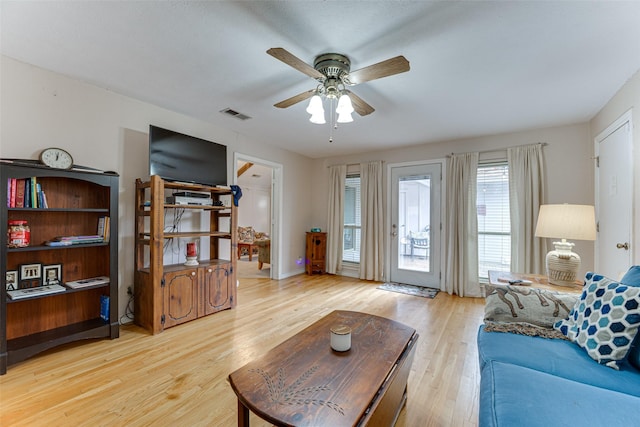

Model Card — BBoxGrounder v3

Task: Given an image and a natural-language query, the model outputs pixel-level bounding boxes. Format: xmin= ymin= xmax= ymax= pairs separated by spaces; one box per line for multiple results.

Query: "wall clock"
xmin=39 ymin=148 xmax=74 ymax=170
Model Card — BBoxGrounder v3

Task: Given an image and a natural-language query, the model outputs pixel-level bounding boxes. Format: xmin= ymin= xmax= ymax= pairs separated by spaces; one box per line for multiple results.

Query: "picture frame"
xmin=43 ymin=264 xmax=63 ymax=286
xmin=19 ymin=263 xmax=42 ymax=289
xmin=6 ymin=270 xmax=18 ymax=291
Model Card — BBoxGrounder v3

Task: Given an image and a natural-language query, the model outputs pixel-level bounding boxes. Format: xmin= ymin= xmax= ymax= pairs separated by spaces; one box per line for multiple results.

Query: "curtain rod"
xmin=449 ymin=141 xmax=548 ymax=157
xmin=447 ymin=142 xmax=548 ymax=158
xmin=326 ymin=162 xmax=379 ymax=168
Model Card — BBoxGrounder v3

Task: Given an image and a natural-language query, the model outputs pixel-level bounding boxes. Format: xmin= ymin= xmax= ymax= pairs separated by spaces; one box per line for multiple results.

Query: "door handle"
xmin=616 ymin=242 xmax=630 ymax=250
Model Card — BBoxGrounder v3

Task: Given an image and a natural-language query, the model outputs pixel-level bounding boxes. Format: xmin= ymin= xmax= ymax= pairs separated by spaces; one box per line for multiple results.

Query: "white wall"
xmin=237 ymin=164 xmax=272 ymax=234
xmin=237 ymin=187 xmax=271 ymax=234
xmin=310 ymin=122 xmax=595 ymax=278
xmin=0 ymin=56 xmax=314 ymax=319
xmin=590 ymin=68 xmax=640 ymax=267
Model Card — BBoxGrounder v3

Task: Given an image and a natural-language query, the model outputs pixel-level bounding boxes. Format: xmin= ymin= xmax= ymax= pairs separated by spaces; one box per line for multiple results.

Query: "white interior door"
xmin=595 ymin=112 xmax=633 ymax=280
xmin=390 ymin=163 xmax=441 ymax=287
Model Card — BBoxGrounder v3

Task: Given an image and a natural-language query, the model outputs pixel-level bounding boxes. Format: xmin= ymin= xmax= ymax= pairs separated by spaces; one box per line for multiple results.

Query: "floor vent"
xmin=220 ymin=108 xmax=252 ymax=120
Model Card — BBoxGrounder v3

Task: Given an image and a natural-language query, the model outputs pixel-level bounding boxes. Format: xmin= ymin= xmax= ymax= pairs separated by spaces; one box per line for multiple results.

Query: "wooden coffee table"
xmin=228 ymin=310 xmax=418 ymax=426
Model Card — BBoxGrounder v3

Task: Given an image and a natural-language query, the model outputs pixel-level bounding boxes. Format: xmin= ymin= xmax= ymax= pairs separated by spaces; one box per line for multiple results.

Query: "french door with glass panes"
xmin=390 ymin=163 xmax=441 ymax=287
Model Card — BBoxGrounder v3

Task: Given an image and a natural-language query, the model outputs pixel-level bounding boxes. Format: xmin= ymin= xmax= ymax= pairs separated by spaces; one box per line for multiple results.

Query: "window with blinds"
xmin=343 ymin=174 xmax=361 ymax=263
xmin=477 ymin=163 xmax=510 ymax=279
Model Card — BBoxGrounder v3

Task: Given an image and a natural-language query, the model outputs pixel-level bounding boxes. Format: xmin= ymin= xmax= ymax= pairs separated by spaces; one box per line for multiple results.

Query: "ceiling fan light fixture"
xmin=337 ymin=111 xmax=354 ymax=123
xmin=309 ymin=110 xmax=326 ymax=124
xmin=336 ymin=93 xmax=354 ymax=114
xmin=306 ymin=94 xmax=324 ymax=115
xmin=268 ymin=48 xmax=409 ymax=139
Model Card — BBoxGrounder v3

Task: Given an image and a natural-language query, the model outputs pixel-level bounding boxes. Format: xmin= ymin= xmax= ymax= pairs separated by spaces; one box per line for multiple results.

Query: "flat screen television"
xmin=149 ymin=125 xmax=228 ymax=187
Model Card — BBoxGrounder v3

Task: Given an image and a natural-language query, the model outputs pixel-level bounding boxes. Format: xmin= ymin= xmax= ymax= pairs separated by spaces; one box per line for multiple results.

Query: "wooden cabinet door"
xmin=202 ymin=263 xmax=231 ymax=316
xmin=306 ymin=232 xmax=327 ymax=274
xmin=311 ymin=233 xmax=326 ymax=261
xmin=162 ymin=269 xmax=199 ymax=329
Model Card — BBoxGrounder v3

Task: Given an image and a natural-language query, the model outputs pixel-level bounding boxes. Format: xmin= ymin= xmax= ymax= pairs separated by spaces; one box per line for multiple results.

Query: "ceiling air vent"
xmin=220 ymin=108 xmax=252 ymax=121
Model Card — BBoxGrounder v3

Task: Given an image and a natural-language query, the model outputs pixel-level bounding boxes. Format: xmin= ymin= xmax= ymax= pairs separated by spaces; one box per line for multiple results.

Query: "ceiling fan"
xmin=267 ymin=47 xmax=410 ymax=118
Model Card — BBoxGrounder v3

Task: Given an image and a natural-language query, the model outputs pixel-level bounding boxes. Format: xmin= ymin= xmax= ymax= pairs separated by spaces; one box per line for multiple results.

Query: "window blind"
xmin=343 ymin=175 xmax=361 ymax=263
xmin=477 ymin=163 xmax=510 ymax=278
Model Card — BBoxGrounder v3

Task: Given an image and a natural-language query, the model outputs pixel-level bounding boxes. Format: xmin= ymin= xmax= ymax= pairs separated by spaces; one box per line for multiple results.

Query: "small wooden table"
xmin=228 ymin=310 xmax=418 ymax=426
xmin=488 ymin=270 xmax=583 ymax=294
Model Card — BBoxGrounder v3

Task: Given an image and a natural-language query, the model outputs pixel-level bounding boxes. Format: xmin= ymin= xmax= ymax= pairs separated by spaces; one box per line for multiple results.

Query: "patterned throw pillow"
xmin=237 ymin=226 xmax=254 ymax=243
xmin=484 ymin=284 xmax=578 ymax=338
xmin=554 ymin=272 xmax=640 ymax=370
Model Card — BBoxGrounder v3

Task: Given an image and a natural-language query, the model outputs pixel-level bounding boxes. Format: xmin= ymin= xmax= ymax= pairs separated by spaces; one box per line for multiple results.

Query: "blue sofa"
xmin=478 ymin=269 xmax=640 ymax=427
xmin=477 ymin=327 xmax=640 ymax=426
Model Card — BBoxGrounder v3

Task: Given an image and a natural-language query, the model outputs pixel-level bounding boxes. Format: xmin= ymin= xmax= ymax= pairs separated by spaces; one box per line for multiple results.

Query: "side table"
xmin=487 ymin=270 xmax=583 ymax=294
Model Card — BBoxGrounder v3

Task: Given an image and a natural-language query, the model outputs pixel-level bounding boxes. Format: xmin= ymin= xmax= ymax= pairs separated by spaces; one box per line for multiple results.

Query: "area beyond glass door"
xmin=390 ymin=163 xmax=441 ymax=287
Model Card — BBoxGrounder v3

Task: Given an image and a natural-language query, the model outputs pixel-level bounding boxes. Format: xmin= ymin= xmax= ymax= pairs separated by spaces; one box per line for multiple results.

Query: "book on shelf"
xmin=45 ymin=240 xmax=73 ymax=247
xmin=31 ymin=176 xmax=37 ymax=208
xmin=24 ymin=178 xmax=30 ymax=207
xmin=7 ymin=284 xmax=66 ymax=300
xmin=40 ymin=190 xmax=49 ymax=208
xmin=97 ymin=216 xmax=105 ymax=236
xmin=15 ymin=178 xmax=25 ymax=208
xmin=65 ymin=276 xmax=110 ymax=289
xmin=7 ymin=177 xmax=47 ymax=208
xmin=97 ymin=216 xmax=110 ymax=241
xmin=36 ymin=183 xmax=44 ymax=208
xmin=100 ymin=295 xmax=110 ymax=322
xmin=7 ymin=177 xmax=19 ymax=207
xmin=46 ymin=235 xmax=105 ymax=245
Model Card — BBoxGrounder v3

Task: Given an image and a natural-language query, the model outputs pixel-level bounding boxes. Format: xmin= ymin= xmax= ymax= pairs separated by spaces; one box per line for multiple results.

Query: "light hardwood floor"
xmin=0 ymin=274 xmax=485 ymax=427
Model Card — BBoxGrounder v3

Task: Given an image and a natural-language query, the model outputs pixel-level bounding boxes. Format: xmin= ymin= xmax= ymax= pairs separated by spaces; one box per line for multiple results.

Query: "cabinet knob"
xmin=208 ymin=268 xmax=212 ymax=273
xmin=191 ymin=271 xmax=196 ymax=276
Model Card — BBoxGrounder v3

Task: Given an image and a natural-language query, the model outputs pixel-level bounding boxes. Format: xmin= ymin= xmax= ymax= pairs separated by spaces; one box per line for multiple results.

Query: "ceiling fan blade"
xmin=267 ymin=48 xmax=324 ymax=80
xmin=347 ymin=56 xmax=410 ymax=85
xmin=274 ymin=89 xmax=316 ymax=109
xmin=344 ymin=90 xmax=375 ymax=116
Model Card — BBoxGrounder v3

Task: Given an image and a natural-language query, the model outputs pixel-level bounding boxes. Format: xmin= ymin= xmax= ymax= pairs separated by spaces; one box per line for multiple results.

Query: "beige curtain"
xmin=444 ymin=152 xmax=481 ymax=297
xmin=359 ymin=161 xmax=384 ymax=281
xmin=326 ymin=165 xmax=346 ymax=274
xmin=508 ymin=143 xmax=547 ymax=274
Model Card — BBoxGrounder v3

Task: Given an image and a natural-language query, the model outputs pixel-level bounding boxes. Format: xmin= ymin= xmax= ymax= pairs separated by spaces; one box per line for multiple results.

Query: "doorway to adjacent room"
xmin=234 ymin=153 xmax=282 ymax=280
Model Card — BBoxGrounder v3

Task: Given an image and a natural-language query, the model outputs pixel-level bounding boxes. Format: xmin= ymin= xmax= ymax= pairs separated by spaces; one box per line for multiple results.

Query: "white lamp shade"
xmin=309 ymin=110 xmax=326 ymax=124
xmin=535 ymin=204 xmax=596 ymax=241
xmin=306 ymin=95 xmax=324 ymax=115
xmin=337 ymin=112 xmax=353 ymax=123
xmin=336 ymin=94 xmax=354 ymax=114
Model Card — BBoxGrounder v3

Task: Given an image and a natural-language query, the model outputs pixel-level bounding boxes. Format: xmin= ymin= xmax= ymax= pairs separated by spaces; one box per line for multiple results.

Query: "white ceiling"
xmin=237 ymin=162 xmax=272 ymax=189
xmin=3 ymin=1 xmax=640 ymax=159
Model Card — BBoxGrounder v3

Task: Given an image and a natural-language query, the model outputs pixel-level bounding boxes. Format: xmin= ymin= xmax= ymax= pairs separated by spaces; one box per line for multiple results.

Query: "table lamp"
xmin=534 ymin=204 xmax=596 ymax=286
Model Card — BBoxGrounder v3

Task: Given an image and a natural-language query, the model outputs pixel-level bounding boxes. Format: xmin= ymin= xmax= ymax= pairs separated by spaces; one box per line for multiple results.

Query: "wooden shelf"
xmin=1 ymin=164 xmax=119 ymax=374
xmin=7 ymin=242 xmax=110 ymax=253
xmin=133 ymin=175 xmax=238 ymax=334
xmin=6 ymin=282 xmax=110 ymax=303
xmin=139 ymin=231 xmax=231 ymax=239
xmin=7 ymin=318 xmax=113 ymax=366
xmin=8 ymin=207 xmax=110 ymax=213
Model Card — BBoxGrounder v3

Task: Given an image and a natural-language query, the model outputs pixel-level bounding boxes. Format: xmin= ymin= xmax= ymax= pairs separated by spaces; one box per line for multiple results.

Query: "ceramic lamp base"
xmin=546 ymin=240 xmax=580 ymax=286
